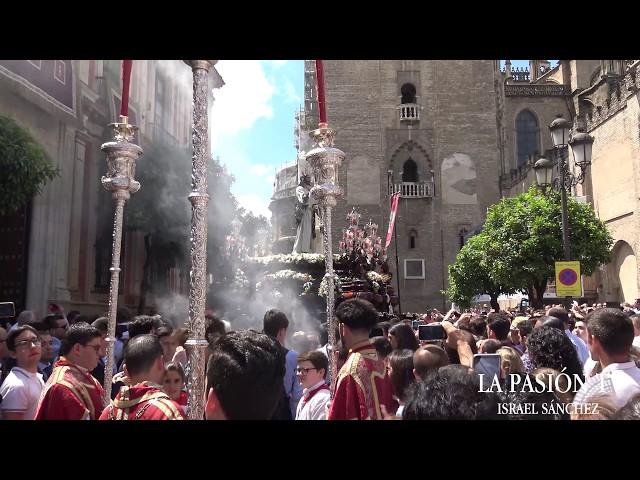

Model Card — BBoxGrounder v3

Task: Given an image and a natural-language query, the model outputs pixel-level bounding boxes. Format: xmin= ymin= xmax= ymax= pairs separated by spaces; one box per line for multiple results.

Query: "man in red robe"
xmin=35 ymin=323 xmax=106 ymax=420
xmin=328 ymin=299 xmax=397 ymax=420
xmin=100 ymin=335 xmax=185 ymax=420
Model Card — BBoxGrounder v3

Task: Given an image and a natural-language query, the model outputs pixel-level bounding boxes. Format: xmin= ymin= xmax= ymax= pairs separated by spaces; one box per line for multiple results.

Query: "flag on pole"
xmin=385 ymin=192 xmax=400 ymax=249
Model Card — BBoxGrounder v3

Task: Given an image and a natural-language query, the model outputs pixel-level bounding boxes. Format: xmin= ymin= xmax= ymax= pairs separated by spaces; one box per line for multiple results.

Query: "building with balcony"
xmin=292 ymin=60 xmax=501 ymax=311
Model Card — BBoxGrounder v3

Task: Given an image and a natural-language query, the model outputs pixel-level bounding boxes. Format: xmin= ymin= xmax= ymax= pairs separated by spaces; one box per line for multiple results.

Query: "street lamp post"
xmin=549 ymin=117 xmax=572 ymax=269
xmin=534 ymin=115 xmax=594 ymax=307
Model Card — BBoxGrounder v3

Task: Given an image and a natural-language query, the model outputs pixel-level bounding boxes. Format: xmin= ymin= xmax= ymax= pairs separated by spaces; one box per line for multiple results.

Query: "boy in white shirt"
xmin=0 ymin=325 xmax=45 ymax=420
xmin=295 ymin=350 xmax=330 ymax=420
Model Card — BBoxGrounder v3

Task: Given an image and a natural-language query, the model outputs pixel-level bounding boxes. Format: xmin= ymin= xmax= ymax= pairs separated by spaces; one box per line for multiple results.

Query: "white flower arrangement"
xmin=247 ymin=253 xmax=340 ymax=267
xmin=318 ymin=275 xmax=342 ymax=299
xmin=264 ymin=269 xmax=313 ymax=283
xmin=366 ymin=270 xmax=392 ymax=284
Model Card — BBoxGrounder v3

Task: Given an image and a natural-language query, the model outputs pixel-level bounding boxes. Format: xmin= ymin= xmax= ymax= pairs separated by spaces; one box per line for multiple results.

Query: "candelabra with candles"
xmin=339 ymin=208 xmax=385 ymax=263
xmin=305 ymin=60 xmax=345 ymax=396
xmin=100 ymin=60 xmax=142 ymax=403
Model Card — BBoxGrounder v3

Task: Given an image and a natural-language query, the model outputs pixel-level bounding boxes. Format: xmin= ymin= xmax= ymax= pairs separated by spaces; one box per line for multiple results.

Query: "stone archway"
xmin=607 ymin=241 xmax=638 ymax=303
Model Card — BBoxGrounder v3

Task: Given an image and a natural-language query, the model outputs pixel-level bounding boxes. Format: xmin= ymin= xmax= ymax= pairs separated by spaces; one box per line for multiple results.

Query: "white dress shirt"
xmin=295 ymin=380 xmax=330 ymax=420
xmin=574 ymin=361 xmax=640 ymax=408
xmin=0 ymin=367 xmax=45 ymax=420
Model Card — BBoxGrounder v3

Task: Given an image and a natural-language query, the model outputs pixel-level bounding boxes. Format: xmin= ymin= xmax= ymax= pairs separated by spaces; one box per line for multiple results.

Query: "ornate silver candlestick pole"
xmin=306 ymin=124 xmax=345 ymax=395
xmin=184 ymin=60 xmax=215 ymax=419
xmin=100 ymin=117 xmax=142 ymax=403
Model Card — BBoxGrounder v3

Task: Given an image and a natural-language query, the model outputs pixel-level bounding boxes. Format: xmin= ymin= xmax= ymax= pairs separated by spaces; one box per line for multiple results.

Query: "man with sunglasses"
xmin=43 ymin=313 xmax=69 ymax=359
xmin=0 ymin=325 xmax=45 ymax=420
xmin=35 ymin=322 xmax=106 ymax=420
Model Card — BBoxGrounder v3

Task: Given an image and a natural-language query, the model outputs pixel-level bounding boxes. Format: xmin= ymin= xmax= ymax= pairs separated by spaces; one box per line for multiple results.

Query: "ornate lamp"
xmin=549 ymin=115 xmax=571 ymax=148
xmin=305 ymin=60 xmax=345 ymax=395
xmin=101 ymin=60 xmax=142 ymax=403
xmin=534 ymin=156 xmax=554 ymax=187
xmin=569 ymin=130 xmax=594 ymax=169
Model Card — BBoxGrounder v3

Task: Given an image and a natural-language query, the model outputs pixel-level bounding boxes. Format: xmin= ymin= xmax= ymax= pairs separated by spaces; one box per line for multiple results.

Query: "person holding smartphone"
xmin=441 ymin=319 xmax=476 ymax=369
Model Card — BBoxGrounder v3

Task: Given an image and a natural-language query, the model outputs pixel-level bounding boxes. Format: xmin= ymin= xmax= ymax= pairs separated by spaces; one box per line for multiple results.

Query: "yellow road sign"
xmin=555 ymin=261 xmax=582 ymax=297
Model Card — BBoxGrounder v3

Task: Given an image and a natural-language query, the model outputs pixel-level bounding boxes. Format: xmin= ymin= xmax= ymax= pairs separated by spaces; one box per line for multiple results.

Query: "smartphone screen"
xmin=473 ymin=354 xmax=502 ymax=380
xmin=418 ymin=324 xmax=446 ymax=341
xmin=412 ymin=320 xmax=421 ymax=330
xmin=0 ymin=302 xmax=16 ymax=318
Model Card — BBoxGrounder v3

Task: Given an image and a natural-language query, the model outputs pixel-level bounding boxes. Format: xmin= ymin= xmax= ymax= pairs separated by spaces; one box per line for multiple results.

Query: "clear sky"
xmin=211 ymin=60 xmax=557 ymax=219
xmin=211 ymin=60 xmax=304 ymax=219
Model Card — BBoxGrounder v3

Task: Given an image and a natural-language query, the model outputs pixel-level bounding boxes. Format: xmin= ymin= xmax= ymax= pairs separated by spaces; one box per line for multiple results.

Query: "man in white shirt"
xmin=574 ymin=308 xmax=640 ymax=408
xmin=295 ymin=350 xmax=330 ymax=420
xmin=548 ymin=307 xmax=589 ymax=365
xmin=0 ymin=325 xmax=45 ymax=420
xmin=630 ymin=314 xmax=640 ymax=349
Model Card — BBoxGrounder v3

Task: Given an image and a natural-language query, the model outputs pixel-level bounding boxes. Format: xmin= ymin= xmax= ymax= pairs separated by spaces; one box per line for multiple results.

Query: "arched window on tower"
xmin=409 ymin=230 xmax=417 ymax=250
xmin=402 ymin=158 xmax=418 ymax=183
xmin=516 ymin=110 xmax=539 ymax=167
xmin=401 ymin=83 xmax=417 ymax=104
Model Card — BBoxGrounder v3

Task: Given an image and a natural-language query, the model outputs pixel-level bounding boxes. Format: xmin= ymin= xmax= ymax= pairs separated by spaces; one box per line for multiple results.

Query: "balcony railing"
xmin=397 ymin=103 xmax=421 ymax=123
xmin=510 ymin=68 xmax=530 ymax=82
xmin=505 ymin=84 xmax=566 ymax=97
xmin=388 ymin=182 xmax=434 ymax=198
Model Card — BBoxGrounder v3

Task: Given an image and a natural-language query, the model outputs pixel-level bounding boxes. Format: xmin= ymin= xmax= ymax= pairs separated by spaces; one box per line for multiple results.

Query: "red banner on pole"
xmin=385 ymin=192 xmax=400 ymax=249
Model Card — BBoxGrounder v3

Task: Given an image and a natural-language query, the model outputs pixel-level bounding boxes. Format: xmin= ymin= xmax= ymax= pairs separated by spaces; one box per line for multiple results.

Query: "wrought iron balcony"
xmin=397 ymin=103 xmax=421 ymax=123
xmin=388 ymin=181 xmax=434 ymax=198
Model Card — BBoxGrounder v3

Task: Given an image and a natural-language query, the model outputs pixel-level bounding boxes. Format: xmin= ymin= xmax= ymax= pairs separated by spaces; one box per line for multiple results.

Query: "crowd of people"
xmin=1 ymin=298 xmax=640 ymax=420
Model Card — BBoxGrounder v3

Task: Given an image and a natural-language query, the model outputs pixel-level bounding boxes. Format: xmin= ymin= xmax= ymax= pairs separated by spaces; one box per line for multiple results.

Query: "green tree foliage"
xmin=481 ymin=186 xmax=613 ymax=307
xmin=237 ymin=208 xmax=270 ymax=249
xmin=446 ymin=232 xmax=515 ymax=310
xmin=0 ymin=114 xmax=58 ymax=215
